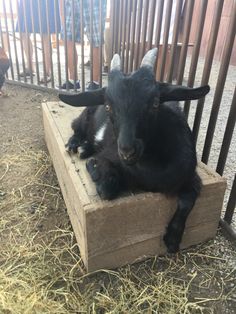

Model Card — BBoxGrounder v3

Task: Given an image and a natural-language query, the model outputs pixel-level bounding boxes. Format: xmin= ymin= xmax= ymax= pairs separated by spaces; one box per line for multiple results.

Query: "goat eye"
xmin=105 ymin=104 xmax=111 ymax=112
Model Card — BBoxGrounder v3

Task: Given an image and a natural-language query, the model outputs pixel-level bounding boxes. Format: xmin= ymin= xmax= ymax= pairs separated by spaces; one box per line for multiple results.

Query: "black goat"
xmin=59 ymin=48 xmax=210 ymax=253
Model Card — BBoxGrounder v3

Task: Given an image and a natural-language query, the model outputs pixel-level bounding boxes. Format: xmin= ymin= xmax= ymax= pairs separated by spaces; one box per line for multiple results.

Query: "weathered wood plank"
xmin=85 ymin=181 xmax=225 ymax=259
xmin=43 ymin=102 xmax=89 ymax=265
xmin=87 ymin=221 xmax=219 ymax=271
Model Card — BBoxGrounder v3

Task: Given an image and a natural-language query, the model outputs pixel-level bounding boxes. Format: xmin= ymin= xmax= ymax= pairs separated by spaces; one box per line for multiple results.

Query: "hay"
xmin=0 ymin=139 xmax=235 ymax=313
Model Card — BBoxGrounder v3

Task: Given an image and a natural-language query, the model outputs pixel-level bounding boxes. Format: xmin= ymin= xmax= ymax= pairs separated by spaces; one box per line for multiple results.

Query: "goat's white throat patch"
xmin=95 ymin=123 xmax=107 ymax=143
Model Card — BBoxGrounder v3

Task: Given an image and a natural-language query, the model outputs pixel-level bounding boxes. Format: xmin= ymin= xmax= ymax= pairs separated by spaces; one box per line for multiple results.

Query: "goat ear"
xmin=159 ymin=83 xmax=210 ymax=103
xmin=59 ymin=88 xmax=106 ymax=107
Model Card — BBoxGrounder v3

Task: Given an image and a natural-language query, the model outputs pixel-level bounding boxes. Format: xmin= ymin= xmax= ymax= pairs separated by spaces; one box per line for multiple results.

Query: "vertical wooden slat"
xmin=121 ymin=0 xmax=128 ymax=70
xmin=99 ymin=0 xmax=103 ymax=86
xmin=184 ymin=0 xmax=208 ymax=117
xmin=176 ymin=0 xmax=195 ymax=85
xmin=22 ymin=0 xmax=34 ymax=83
xmin=9 ymin=0 xmax=20 ymax=80
xmin=166 ymin=0 xmax=183 ymax=83
xmin=157 ymin=0 xmax=173 ymax=82
xmin=110 ymin=0 xmax=115 ymax=57
xmin=192 ymin=0 xmax=224 ymax=143
xmin=113 ymin=0 xmax=120 ymax=54
xmin=146 ymin=0 xmax=157 ymax=51
xmin=202 ymin=2 xmax=236 ymax=164
xmin=154 ymin=0 xmax=164 ymax=75
xmin=63 ymin=0 xmax=69 ymax=90
xmin=45 ymin=0 xmax=54 ymax=88
xmin=220 ymin=217 xmax=236 ymax=239
xmin=224 ymin=174 xmax=236 ymax=225
xmin=80 ymin=0 xmax=85 ymax=91
xmin=124 ymin=0 xmax=132 ymax=73
xmin=216 ymin=87 xmax=236 ymax=175
xmin=89 ymin=0 xmax=94 ymax=83
xmin=16 ymin=0 xmax=27 ymax=83
xmin=133 ymin=0 xmax=143 ymax=70
xmin=29 ymin=0 xmax=40 ymax=85
xmin=72 ymin=0 xmax=77 ymax=91
xmin=128 ymin=0 xmax=138 ymax=72
xmin=38 ymin=0 xmax=47 ymax=86
xmin=139 ymin=0 xmax=149 ymax=64
xmin=117 ymin=0 xmax=123 ymax=56
xmin=54 ymin=0 xmax=62 ymax=88
xmin=154 ymin=0 xmax=164 ymax=48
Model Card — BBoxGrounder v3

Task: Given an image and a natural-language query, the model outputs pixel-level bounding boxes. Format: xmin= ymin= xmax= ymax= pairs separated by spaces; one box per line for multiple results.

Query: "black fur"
xmin=59 ymin=62 xmax=209 ymax=253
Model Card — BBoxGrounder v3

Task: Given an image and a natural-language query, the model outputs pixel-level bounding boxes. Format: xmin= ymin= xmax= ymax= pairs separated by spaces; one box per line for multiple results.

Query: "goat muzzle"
xmin=119 ymin=148 xmax=136 ymax=160
xmin=118 ymin=140 xmax=143 ymax=165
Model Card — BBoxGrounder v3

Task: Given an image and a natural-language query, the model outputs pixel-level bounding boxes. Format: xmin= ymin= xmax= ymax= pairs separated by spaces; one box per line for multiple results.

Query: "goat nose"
xmin=119 ymin=146 xmax=136 ymax=160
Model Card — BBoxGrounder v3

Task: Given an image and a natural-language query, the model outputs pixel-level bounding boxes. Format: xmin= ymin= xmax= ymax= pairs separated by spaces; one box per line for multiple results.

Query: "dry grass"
xmin=0 ymin=139 xmax=235 ymax=314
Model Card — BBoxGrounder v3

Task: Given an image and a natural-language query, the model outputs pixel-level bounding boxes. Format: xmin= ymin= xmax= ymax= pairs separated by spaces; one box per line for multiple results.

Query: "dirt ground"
xmin=0 ymin=84 xmax=53 ymax=152
xmin=0 ymin=84 xmax=70 ymax=233
xmin=0 ymin=84 xmax=236 ymax=314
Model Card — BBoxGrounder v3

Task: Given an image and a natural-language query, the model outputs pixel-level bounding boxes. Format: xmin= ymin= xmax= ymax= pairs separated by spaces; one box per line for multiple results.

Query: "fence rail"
xmin=0 ymin=0 xmax=236 ymax=239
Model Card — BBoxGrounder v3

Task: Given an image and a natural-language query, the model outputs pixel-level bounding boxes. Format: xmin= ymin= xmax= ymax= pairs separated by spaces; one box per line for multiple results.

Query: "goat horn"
xmin=110 ymin=54 xmax=121 ymax=71
xmin=140 ymin=48 xmax=158 ymax=70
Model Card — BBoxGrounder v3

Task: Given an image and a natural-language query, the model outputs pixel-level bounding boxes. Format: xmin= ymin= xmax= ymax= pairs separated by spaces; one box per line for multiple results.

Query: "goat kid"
xmin=59 ymin=48 xmax=210 ymax=253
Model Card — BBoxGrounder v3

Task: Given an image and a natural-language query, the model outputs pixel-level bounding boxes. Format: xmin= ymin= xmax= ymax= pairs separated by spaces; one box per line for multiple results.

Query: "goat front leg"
xmin=66 ymin=136 xmax=94 ymax=158
xmin=66 ymin=110 xmax=95 ymax=158
xmin=86 ymin=150 xmax=124 ymax=200
xmin=66 ymin=114 xmax=86 ymax=153
xmin=164 ymin=173 xmax=202 ymax=253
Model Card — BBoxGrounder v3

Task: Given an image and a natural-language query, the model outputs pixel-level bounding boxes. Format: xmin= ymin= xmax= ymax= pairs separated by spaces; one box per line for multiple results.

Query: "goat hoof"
xmin=86 ymin=158 xmax=100 ymax=181
xmin=96 ymin=175 xmax=120 ymax=200
xmin=163 ymin=232 xmax=180 ymax=253
xmin=79 ymin=141 xmax=94 ymax=159
xmin=65 ymin=135 xmax=80 ymax=153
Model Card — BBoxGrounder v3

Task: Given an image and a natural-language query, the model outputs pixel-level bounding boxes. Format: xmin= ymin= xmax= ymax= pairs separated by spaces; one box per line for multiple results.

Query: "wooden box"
xmin=42 ymin=102 xmax=227 ymax=272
